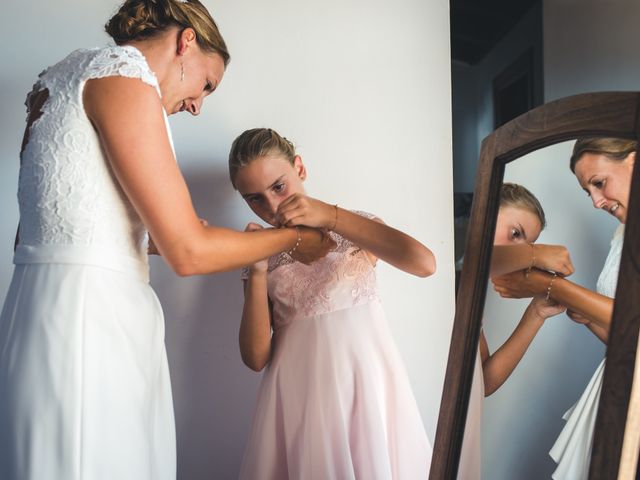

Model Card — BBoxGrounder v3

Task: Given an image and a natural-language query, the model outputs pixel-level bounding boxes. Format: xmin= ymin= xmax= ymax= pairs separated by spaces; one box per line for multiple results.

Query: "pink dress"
xmin=239 ymin=214 xmax=432 ymax=479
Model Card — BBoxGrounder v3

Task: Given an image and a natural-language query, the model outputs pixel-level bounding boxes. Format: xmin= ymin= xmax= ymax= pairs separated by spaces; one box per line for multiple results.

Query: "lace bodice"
xmin=596 ymin=224 xmax=625 ymax=298
xmin=17 ymin=46 xmax=167 ymax=261
xmin=242 ymin=212 xmax=381 ymax=330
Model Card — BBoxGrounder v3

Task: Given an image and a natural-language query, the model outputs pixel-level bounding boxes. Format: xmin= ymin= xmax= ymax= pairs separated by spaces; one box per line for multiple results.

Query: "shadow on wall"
xmin=150 ymin=162 xmax=260 ymax=480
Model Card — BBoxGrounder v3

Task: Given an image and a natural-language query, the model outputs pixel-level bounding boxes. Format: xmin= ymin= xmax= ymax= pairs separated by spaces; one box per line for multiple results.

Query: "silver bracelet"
xmin=545 ymin=272 xmax=558 ymax=301
xmin=287 ymin=227 xmax=301 ymax=257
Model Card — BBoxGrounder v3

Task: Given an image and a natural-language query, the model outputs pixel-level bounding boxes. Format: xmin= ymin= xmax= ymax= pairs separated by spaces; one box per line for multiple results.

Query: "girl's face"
xmin=494 ymin=206 xmax=542 ymax=246
xmin=574 ymin=152 xmax=635 ymax=224
xmin=234 ymin=154 xmax=307 ymax=227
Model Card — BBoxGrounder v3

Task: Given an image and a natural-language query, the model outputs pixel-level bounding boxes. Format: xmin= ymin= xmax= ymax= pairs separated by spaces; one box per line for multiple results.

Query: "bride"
xmin=0 ymin=1 xmax=331 ymax=479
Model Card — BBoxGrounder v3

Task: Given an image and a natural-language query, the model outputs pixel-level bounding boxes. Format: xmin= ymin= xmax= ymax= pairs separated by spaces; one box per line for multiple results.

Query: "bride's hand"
xmin=492 ymin=268 xmax=552 ymax=299
xmin=290 ymin=226 xmax=336 ymax=265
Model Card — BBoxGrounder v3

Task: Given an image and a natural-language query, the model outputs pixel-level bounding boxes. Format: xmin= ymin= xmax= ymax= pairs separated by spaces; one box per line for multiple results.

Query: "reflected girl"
xmin=459 ymin=183 xmax=572 ymax=479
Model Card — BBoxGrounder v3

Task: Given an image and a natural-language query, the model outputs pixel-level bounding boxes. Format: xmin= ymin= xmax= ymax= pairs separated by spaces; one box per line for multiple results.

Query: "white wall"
xmin=477 ymin=1 xmax=640 ymax=479
xmin=0 ymin=1 xmax=455 ymax=478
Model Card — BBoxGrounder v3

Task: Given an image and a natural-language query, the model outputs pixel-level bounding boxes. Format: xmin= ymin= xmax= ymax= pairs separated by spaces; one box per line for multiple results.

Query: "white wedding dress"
xmin=458 ymin=348 xmax=484 ymax=480
xmin=549 ymin=224 xmax=625 ymax=479
xmin=0 ymin=46 xmax=176 ymax=480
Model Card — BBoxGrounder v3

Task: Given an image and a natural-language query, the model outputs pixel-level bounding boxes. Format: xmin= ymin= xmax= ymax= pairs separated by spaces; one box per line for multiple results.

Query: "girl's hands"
xmin=492 ymin=268 xmax=553 ymax=298
xmin=528 ymin=295 xmax=567 ymax=320
xmin=244 ymin=222 xmax=269 ymax=273
xmin=532 ymin=244 xmax=574 ymax=276
xmin=291 ymin=226 xmax=336 ymax=264
xmin=243 ymin=223 xmax=335 ymax=269
xmin=275 ymin=193 xmax=335 ymax=229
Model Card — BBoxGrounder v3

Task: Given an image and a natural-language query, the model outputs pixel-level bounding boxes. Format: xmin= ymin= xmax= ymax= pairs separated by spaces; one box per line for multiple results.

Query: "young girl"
xmin=228 ymin=128 xmax=436 ymax=479
xmin=458 ymin=183 xmax=573 ymax=479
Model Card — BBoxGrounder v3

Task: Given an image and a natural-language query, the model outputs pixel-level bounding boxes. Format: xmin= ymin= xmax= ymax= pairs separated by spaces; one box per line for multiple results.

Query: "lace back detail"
xmin=17 ymin=46 xmax=161 ymax=260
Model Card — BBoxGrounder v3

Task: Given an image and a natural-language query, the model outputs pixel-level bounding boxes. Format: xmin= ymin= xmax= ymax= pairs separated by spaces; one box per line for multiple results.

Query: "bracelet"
xmin=526 ymin=243 xmax=535 ymax=278
xmin=545 ymin=272 xmax=557 ymax=301
xmin=287 ymin=227 xmax=301 ymax=257
xmin=330 ymin=204 xmax=338 ymax=231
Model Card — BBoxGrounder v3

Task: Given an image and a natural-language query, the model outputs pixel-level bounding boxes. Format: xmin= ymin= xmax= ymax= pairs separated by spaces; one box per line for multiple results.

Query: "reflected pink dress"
xmin=239 ymin=214 xmax=432 ymax=479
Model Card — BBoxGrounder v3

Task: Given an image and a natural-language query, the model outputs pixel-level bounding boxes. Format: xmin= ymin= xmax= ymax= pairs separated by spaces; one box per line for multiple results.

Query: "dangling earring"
xmin=180 ymin=61 xmax=185 ymax=82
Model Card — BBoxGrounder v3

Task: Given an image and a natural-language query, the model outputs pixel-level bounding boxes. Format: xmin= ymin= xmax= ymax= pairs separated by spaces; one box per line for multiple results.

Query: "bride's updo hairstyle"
xmin=569 ymin=137 xmax=637 ymax=173
xmin=228 ymin=128 xmax=297 ymax=189
xmin=105 ymin=0 xmax=230 ymax=66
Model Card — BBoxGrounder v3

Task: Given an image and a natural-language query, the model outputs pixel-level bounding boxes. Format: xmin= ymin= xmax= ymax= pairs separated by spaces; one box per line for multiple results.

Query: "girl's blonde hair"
xmin=105 ymin=0 xmax=230 ymax=66
xmin=569 ymin=137 xmax=637 ymax=173
xmin=228 ymin=128 xmax=296 ymax=189
xmin=500 ymin=182 xmax=546 ymax=230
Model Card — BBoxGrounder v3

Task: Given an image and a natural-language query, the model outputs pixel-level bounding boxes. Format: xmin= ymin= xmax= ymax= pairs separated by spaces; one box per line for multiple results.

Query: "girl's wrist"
xmin=285 ymin=226 xmax=301 ymax=256
xmin=328 ymin=204 xmax=339 ymax=231
xmin=249 ymin=264 xmax=268 ymax=274
xmin=526 ymin=309 xmax=547 ymax=325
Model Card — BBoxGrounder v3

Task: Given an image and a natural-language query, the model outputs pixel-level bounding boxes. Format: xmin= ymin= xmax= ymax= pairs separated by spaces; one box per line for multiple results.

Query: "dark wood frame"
xmin=430 ymin=92 xmax=640 ymax=479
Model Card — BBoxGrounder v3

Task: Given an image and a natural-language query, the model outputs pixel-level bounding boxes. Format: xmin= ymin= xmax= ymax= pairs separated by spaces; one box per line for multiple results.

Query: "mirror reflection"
xmin=459 ymin=138 xmax=634 ymax=479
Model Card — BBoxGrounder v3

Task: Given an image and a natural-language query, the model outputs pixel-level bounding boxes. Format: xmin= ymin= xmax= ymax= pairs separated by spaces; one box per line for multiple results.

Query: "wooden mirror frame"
xmin=430 ymin=92 xmax=640 ymax=479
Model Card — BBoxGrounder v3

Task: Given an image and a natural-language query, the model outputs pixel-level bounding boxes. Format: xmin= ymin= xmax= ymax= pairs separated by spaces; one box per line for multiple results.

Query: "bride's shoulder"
xmin=83 ymin=45 xmax=158 ymax=89
xmin=37 ymin=45 xmax=157 ymax=90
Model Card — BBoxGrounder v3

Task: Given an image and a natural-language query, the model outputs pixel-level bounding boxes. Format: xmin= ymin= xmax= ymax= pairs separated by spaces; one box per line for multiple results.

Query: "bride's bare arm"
xmin=493 ymin=269 xmax=614 ymax=330
xmin=84 ymin=77 xmax=330 ymax=275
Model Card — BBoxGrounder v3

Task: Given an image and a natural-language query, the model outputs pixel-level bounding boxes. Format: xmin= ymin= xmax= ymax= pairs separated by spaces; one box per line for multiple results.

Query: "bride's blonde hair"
xmin=105 ymin=0 xmax=230 ymax=66
xmin=570 ymin=137 xmax=637 ymax=173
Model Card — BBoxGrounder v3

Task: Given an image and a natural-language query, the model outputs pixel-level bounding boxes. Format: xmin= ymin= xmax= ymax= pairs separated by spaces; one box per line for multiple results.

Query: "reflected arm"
xmin=493 ymin=269 xmax=613 ymax=333
xmin=480 ymin=296 xmax=560 ymax=396
xmin=550 ymin=276 xmax=613 ymax=332
xmin=491 ymin=244 xmax=574 ymax=278
xmin=586 ymin=321 xmax=609 ymax=344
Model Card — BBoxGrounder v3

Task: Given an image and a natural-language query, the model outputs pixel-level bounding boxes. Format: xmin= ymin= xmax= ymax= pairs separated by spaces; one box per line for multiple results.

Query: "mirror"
xmin=431 ymin=92 xmax=640 ymax=479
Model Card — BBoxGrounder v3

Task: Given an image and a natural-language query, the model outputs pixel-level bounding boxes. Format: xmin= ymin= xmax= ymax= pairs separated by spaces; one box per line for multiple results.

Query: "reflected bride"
xmin=493 ymin=138 xmax=635 ymax=479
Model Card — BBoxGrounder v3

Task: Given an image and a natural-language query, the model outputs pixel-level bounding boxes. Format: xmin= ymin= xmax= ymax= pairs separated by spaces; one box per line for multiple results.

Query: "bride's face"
xmin=234 ymin=154 xmax=307 ymax=227
xmin=163 ymin=50 xmax=225 ymax=116
xmin=159 ymin=28 xmax=225 ymax=116
xmin=574 ymin=152 xmax=635 ymax=224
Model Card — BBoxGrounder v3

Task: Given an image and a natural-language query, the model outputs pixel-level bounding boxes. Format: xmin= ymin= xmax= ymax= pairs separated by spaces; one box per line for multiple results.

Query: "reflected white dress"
xmin=549 ymin=224 xmax=625 ymax=479
xmin=239 ymin=218 xmax=432 ymax=479
xmin=458 ymin=348 xmax=484 ymax=479
xmin=0 ymin=46 xmax=176 ymax=480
